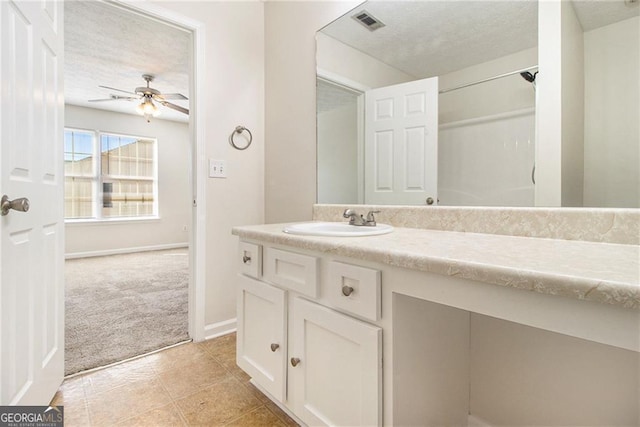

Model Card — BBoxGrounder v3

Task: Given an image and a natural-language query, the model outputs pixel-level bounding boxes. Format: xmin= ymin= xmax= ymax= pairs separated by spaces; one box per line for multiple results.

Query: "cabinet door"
xmin=237 ymin=275 xmax=287 ymax=401
xmin=289 ymin=297 xmax=382 ymax=426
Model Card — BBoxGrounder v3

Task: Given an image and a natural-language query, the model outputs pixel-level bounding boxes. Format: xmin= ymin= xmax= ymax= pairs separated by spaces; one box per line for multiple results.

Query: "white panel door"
xmin=365 ymin=77 xmax=439 ymax=205
xmin=236 ymin=275 xmax=287 ymax=401
xmin=289 ymin=297 xmax=382 ymax=426
xmin=1 ymin=0 xmax=65 ymax=405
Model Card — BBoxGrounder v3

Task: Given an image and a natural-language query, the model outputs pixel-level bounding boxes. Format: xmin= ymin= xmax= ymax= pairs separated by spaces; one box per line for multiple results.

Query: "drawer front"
xmin=264 ymin=247 xmax=319 ymax=298
xmin=326 ymin=261 xmax=381 ymax=321
xmin=239 ymin=242 xmax=262 ymax=278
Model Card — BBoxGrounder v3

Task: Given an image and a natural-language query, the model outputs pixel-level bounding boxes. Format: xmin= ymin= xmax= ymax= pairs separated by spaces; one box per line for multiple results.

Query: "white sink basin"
xmin=283 ymin=221 xmax=394 ymax=237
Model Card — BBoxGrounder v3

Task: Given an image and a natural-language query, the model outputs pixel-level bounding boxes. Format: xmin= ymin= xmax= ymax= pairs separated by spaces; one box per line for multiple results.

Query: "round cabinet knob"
xmin=426 ymin=197 xmax=434 ymax=205
xmin=270 ymin=343 xmax=280 ymax=352
xmin=290 ymin=357 xmax=301 ymax=367
xmin=242 ymin=254 xmax=251 ymax=264
xmin=342 ymin=285 xmax=354 ymax=297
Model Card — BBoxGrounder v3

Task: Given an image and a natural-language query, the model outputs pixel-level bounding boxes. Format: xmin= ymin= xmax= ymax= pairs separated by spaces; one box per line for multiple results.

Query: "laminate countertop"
xmin=232 ymin=222 xmax=640 ymax=310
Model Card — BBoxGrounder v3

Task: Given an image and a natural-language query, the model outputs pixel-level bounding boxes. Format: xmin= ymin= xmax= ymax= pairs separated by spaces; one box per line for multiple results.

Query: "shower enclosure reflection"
xmin=438 ymin=66 xmax=538 ymax=206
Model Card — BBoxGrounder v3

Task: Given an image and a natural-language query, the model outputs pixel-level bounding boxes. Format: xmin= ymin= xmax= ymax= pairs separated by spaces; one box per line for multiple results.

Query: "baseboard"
xmin=65 ymin=242 xmax=188 ymax=259
xmin=203 ymin=318 xmax=237 ymax=341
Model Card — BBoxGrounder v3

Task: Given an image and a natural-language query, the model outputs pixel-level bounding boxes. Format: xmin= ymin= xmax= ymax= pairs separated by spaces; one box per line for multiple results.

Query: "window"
xmin=64 ymin=129 xmax=158 ymax=220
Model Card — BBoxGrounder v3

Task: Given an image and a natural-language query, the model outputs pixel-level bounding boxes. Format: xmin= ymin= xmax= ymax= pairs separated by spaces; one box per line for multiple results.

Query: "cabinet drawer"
xmin=239 ymin=242 xmax=262 ymax=278
xmin=264 ymin=247 xmax=319 ymax=298
xmin=326 ymin=261 xmax=381 ymax=321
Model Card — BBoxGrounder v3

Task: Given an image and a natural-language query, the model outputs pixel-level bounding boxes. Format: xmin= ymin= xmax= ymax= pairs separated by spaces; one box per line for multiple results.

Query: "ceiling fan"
xmin=89 ymin=74 xmax=189 ymax=122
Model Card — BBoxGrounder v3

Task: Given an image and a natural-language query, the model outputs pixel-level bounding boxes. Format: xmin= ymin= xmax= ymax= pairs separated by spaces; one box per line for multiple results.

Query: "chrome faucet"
xmin=343 ymin=209 xmax=380 ymax=226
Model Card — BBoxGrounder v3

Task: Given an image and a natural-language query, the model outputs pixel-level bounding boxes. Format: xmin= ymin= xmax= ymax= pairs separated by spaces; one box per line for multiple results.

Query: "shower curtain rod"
xmin=439 ymin=65 xmax=539 ymax=94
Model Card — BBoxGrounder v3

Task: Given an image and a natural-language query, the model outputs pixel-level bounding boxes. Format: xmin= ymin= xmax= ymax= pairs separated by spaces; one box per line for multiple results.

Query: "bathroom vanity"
xmin=232 ymin=212 xmax=639 ymax=426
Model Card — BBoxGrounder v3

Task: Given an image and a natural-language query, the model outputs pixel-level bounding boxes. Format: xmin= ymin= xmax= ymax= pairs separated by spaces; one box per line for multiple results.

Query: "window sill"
xmin=65 ymin=216 xmax=161 ymax=226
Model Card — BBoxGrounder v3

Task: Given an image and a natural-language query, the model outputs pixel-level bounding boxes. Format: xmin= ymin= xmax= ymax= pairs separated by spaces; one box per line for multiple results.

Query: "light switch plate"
xmin=209 ymin=159 xmax=227 ymax=178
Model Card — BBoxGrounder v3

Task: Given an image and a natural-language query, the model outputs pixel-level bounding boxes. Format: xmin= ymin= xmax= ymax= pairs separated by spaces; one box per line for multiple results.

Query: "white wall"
xmin=64 ymin=105 xmax=190 ymax=256
xmin=439 ymin=47 xmax=537 ymax=124
xmin=583 ymin=16 xmax=640 ymax=208
xmin=560 ymin=0 xmax=584 ymax=207
xmin=537 ymin=0 xmax=587 ymax=207
xmin=316 ymin=32 xmax=416 ymax=89
xmin=265 ymin=1 xmax=361 ymax=223
xmin=536 ymin=0 xmax=563 ymax=207
xmin=149 ymin=1 xmax=265 ymax=332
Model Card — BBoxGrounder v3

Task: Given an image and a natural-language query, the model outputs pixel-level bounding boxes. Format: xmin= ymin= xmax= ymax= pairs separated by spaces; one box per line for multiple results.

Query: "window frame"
xmin=64 ymin=127 xmax=159 ymax=223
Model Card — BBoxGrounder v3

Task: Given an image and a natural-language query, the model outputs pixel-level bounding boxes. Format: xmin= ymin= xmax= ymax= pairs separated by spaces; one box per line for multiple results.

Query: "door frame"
xmin=113 ymin=0 xmax=207 ymax=340
xmin=316 ymin=69 xmax=369 ymax=204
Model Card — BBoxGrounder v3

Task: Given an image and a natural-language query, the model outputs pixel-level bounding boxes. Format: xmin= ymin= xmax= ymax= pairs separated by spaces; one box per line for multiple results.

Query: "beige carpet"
xmin=64 ymin=248 xmax=189 ymax=375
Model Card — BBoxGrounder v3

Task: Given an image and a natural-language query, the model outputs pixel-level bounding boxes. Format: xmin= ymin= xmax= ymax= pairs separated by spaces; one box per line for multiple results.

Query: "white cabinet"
xmin=289 ymin=297 xmax=382 ymax=427
xmin=236 ymin=274 xmax=287 ymax=401
xmin=236 ymin=243 xmax=382 ymax=426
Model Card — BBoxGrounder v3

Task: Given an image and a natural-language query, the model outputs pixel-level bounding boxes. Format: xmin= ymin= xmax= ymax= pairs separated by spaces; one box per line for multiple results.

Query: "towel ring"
xmin=229 ymin=126 xmax=252 ymax=150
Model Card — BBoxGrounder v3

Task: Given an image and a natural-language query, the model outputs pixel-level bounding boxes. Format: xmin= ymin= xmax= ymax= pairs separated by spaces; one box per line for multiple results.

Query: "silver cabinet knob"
xmin=426 ymin=197 xmax=434 ymax=205
xmin=270 ymin=343 xmax=280 ymax=352
xmin=290 ymin=357 xmax=301 ymax=367
xmin=342 ymin=285 xmax=354 ymax=297
xmin=1 ymin=195 xmax=29 ymax=216
xmin=242 ymin=254 xmax=251 ymax=264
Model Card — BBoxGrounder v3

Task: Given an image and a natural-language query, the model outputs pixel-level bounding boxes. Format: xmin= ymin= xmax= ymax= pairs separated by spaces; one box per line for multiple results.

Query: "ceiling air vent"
xmin=352 ymin=10 xmax=385 ymax=31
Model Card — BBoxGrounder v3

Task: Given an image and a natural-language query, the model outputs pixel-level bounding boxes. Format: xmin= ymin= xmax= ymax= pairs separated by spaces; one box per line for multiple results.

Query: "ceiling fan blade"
xmin=98 ymin=85 xmax=137 ymax=96
xmin=158 ymin=93 xmax=188 ymax=100
xmin=160 ymin=101 xmax=189 ymax=115
xmin=89 ymin=95 xmax=138 ymax=102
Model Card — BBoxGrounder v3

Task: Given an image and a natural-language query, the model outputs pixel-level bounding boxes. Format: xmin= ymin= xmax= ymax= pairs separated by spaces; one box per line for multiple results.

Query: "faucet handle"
xmin=365 ymin=210 xmax=380 ymax=223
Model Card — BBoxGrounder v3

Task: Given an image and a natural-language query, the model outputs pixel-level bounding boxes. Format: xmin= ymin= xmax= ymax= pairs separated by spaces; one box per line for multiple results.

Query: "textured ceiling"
xmin=320 ymin=0 xmax=639 ymax=79
xmin=64 ymin=1 xmax=190 ymax=123
xmin=321 ymin=0 xmax=539 ymax=79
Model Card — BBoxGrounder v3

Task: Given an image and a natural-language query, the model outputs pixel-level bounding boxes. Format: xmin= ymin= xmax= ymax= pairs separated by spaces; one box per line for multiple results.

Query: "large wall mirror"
xmin=316 ymin=0 xmax=639 ymax=208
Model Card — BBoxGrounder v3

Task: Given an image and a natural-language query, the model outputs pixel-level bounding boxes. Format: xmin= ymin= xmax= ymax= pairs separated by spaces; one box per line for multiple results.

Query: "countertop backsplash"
xmin=312 ymin=204 xmax=640 ymax=245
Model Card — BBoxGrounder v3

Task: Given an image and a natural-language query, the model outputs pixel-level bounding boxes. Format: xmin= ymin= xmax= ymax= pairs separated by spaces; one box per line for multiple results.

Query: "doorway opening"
xmin=63 ymin=0 xmax=202 ymax=375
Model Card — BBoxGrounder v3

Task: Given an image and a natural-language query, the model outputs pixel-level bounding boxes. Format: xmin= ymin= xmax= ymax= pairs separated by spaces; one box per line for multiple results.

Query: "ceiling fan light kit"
xmin=136 ymin=97 xmax=160 ymax=123
xmin=89 ymin=74 xmax=189 ymax=122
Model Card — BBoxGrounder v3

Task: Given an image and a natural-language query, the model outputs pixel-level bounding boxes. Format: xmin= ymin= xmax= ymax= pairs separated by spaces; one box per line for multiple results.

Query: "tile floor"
xmin=51 ymin=333 xmax=298 ymax=426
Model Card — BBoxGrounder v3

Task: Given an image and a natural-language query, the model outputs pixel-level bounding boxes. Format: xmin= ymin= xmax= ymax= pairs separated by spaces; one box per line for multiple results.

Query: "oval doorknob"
xmin=342 ymin=285 xmax=354 ymax=297
xmin=1 ymin=195 xmax=30 ymax=216
xmin=270 ymin=343 xmax=280 ymax=352
xmin=290 ymin=357 xmax=301 ymax=367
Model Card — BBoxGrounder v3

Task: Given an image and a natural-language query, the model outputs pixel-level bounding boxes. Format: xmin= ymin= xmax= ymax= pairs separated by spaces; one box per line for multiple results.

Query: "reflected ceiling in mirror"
xmin=321 ymin=1 xmax=538 ymax=80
